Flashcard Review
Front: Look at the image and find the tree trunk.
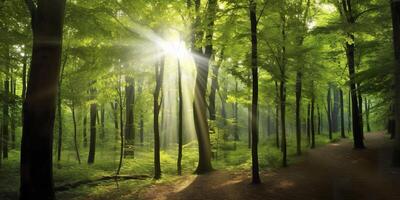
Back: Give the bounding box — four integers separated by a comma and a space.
116, 70, 124, 175
20, 0, 66, 199
83, 113, 87, 148
100, 105, 105, 140
71, 105, 80, 164
56, 54, 66, 162
340, 89, 346, 138
348, 89, 352, 134
191, 0, 216, 174
249, 0, 260, 184
177, 59, 183, 175
332, 87, 340, 132
357, 85, 364, 138
125, 77, 135, 150
275, 81, 280, 149
295, 72, 302, 155
88, 99, 97, 164
327, 86, 333, 140
11, 77, 16, 149
365, 97, 371, 132
392, 0, 400, 166
311, 82, 315, 149
234, 80, 239, 141
209, 51, 223, 121
111, 101, 119, 140
153, 57, 164, 179
3, 46, 9, 159
138, 81, 144, 145
307, 103, 311, 146
317, 105, 321, 135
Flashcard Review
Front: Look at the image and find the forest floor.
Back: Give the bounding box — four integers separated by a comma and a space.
137, 132, 400, 200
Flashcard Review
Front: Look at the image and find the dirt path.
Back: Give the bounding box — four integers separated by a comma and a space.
138, 132, 400, 200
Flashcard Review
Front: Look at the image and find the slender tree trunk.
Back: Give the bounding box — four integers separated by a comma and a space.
249, 0, 260, 184
111, 101, 119, 140
56, 54, 66, 162
83, 113, 87, 148
365, 98, 371, 132
295, 72, 302, 155
348, 89, 352, 134
116, 70, 124, 175
358, 85, 364, 138
234, 80, 239, 141
71, 105, 80, 164
88, 98, 97, 164
100, 105, 105, 140
3, 47, 9, 159
311, 82, 315, 149
11, 77, 16, 149
125, 77, 135, 154
307, 103, 311, 146
340, 89, 346, 138
138, 82, 144, 145
332, 87, 340, 132
317, 105, 321, 135
153, 57, 164, 179
209, 51, 223, 121
177, 59, 183, 175
275, 81, 280, 149
20, 0, 66, 198
327, 86, 333, 140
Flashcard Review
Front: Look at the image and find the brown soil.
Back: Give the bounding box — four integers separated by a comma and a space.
138, 132, 400, 200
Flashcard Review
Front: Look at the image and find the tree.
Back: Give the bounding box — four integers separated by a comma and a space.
20, 0, 66, 199
249, 0, 261, 184
153, 57, 164, 179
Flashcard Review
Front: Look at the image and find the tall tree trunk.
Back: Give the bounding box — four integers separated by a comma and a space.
88, 98, 97, 164
209, 51, 223, 121
275, 81, 280, 149
11, 77, 16, 149
234, 80, 239, 141
20, 0, 66, 198
348, 89, 352, 134
125, 77, 135, 148
3, 46, 9, 159
365, 98, 371, 132
317, 104, 321, 135
295, 72, 302, 155
56, 54, 66, 162
177, 59, 183, 175
138, 81, 144, 145
332, 87, 340, 132
111, 101, 119, 140
307, 103, 311, 146
249, 0, 260, 184
311, 82, 315, 149
327, 86, 333, 140
191, 0, 216, 174
83, 113, 87, 148
279, 6, 288, 167
357, 84, 364, 138
116, 70, 124, 175
340, 89, 346, 138
71, 105, 80, 164
392, 0, 400, 166
100, 105, 105, 140
153, 57, 164, 179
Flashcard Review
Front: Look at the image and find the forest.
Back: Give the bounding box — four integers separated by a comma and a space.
0, 0, 400, 199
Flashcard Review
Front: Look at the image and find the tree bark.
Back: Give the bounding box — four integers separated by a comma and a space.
365, 98, 371, 132
83, 113, 87, 148
311, 82, 315, 149
71, 105, 80, 164
191, 0, 216, 174
249, 0, 261, 184
20, 0, 66, 199
153, 57, 164, 179
125, 77, 135, 156
275, 81, 280, 149
3, 48, 9, 159
87, 98, 97, 164
177, 59, 183, 176
307, 103, 311, 146
295, 72, 302, 155
327, 86, 333, 140
391, 0, 400, 166
56, 54, 66, 162
340, 89, 346, 138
